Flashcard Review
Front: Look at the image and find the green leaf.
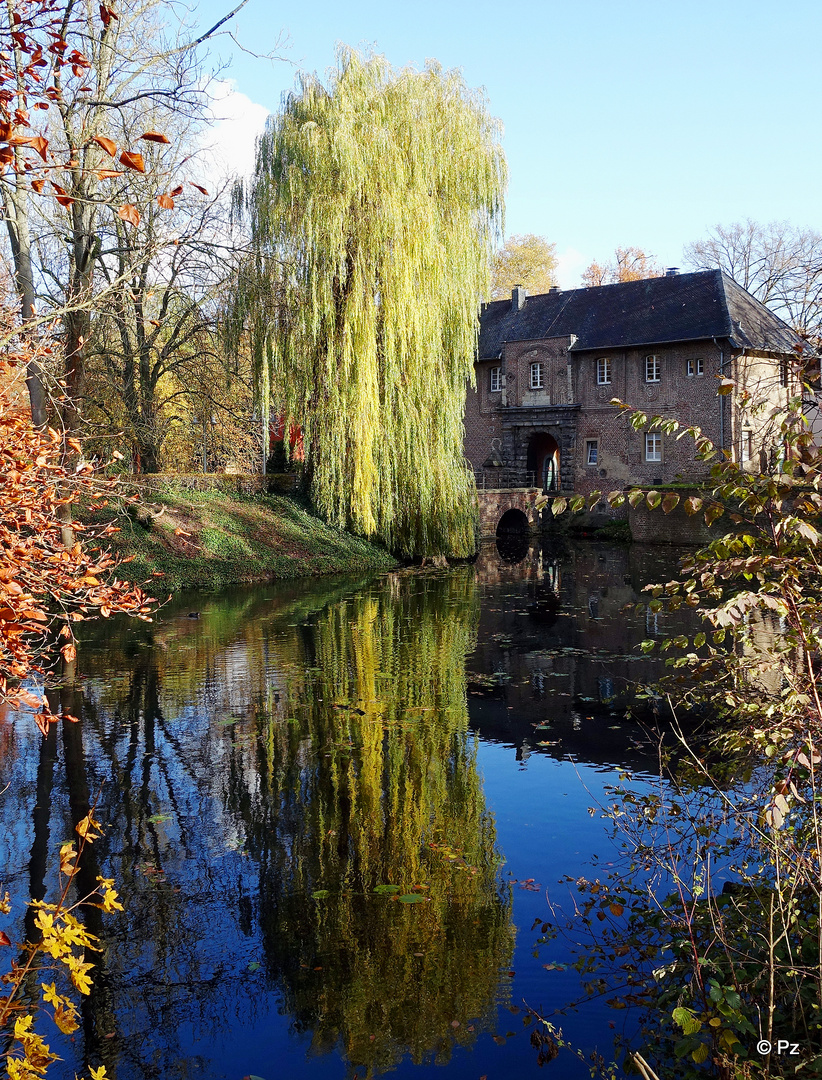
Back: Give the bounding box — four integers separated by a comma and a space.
312, 889, 331, 899
672, 1006, 702, 1035
247, 961, 261, 972
691, 1043, 709, 1064
646, 490, 662, 510
551, 496, 567, 516
373, 884, 401, 895
662, 492, 680, 514
399, 893, 426, 903
628, 489, 644, 508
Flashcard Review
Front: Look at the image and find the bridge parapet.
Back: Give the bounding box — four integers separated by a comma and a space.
476, 487, 557, 539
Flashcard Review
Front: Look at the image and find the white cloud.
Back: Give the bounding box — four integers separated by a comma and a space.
199, 79, 270, 188
555, 246, 588, 290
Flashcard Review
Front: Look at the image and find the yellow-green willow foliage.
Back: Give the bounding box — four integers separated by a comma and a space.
236, 570, 514, 1072
232, 48, 507, 556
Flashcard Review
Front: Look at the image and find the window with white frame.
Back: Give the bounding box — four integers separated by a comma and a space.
645, 354, 661, 382
530, 362, 544, 389
586, 439, 599, 466
596, 357, 611, 385
645, 431, 662, 462
741, 429, 753, 463
686, 357, 705, 376
490, 366, 502, 392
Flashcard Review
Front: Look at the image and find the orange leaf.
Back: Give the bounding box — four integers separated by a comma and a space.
169, 184, 183, 197
99, 4, 118, 27
0, 931, 10, 946
117, 203, 140, 228
96, 169, 123, 179
119, 149, 145, 173
61, 643, 77, 662
50, 181, 73, 207
31, 178, 45, 192
34, 711, 51, 738
189, 182, 209, 196
92, 135, 117, 157
140, 131, 170, 144
157, 193, 174, 209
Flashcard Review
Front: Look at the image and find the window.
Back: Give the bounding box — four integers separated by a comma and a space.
586, 439, 599, 466
780, 358, 789, 387
596, 357, 611, 385
530, 362, 544, 389
741, 430, 753, 463
645, 432, 662, 462
645, 354, 661, 383
490, 366, 502, 392
686, 358, 704, 376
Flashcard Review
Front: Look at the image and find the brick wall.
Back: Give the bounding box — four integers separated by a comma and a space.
465, 331, 789, 500
464, 360, 504, 470
572, 340, 726, 497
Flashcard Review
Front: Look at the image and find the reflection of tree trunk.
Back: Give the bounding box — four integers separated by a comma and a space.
24, 720, 58, 944
61, 691, 119, 1077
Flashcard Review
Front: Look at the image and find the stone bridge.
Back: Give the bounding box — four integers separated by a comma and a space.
476, 487, 548, 539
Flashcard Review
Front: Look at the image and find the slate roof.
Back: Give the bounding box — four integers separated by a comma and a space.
478, 270, 807, 359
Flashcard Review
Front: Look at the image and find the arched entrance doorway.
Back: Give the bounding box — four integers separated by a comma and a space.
527, 433, 560, 493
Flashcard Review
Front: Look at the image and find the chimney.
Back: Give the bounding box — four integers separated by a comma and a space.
511, 284, 527, 311
665, 267, 679, 277
549, 285, 561, 293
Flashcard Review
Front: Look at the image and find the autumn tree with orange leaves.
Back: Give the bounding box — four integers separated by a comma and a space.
0, 1, 146, 723
581, 245, 663, 287
0, 0, 259, 724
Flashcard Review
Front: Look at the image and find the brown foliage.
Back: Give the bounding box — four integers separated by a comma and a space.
581, 246, 663, 287
0, 347, 153, 727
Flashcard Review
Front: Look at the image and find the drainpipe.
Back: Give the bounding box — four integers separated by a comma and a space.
713, 337, 725, 455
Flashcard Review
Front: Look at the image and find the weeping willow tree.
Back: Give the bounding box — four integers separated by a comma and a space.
231, 48, 507, 556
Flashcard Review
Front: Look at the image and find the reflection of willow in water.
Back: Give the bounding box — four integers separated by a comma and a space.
236, 570, 514, 1073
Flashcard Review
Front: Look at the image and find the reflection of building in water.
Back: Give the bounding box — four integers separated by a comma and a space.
469, 539, 700, 766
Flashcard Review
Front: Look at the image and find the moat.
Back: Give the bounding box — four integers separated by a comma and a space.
2, 539, 710, 1079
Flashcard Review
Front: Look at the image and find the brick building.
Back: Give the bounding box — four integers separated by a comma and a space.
465, 269, 807, 499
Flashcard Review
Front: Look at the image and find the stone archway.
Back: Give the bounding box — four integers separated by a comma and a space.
527, 433, 560, 492
496, 507, 530, 536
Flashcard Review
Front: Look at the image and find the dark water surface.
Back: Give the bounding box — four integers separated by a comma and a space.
3, 540, 701, 1079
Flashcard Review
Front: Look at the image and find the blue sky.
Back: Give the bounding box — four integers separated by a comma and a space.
194, 0, 820, 286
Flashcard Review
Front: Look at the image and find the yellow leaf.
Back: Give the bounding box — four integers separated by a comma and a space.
54, 1002, 79, 1034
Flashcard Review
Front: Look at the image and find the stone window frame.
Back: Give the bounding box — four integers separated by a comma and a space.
530, 361, 544, 389
596, 357, 611, 385
740, 429, 753, 463
489, 366, 502, 393
585, 438, 599, 466
645, 354, 661, 383
686, 357, 704, 377
645, 431, 663, 462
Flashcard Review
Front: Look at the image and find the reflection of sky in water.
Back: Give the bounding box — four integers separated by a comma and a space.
0, 542, 708, 1079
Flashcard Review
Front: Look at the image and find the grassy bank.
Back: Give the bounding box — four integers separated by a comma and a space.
83, 486, 396, 591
